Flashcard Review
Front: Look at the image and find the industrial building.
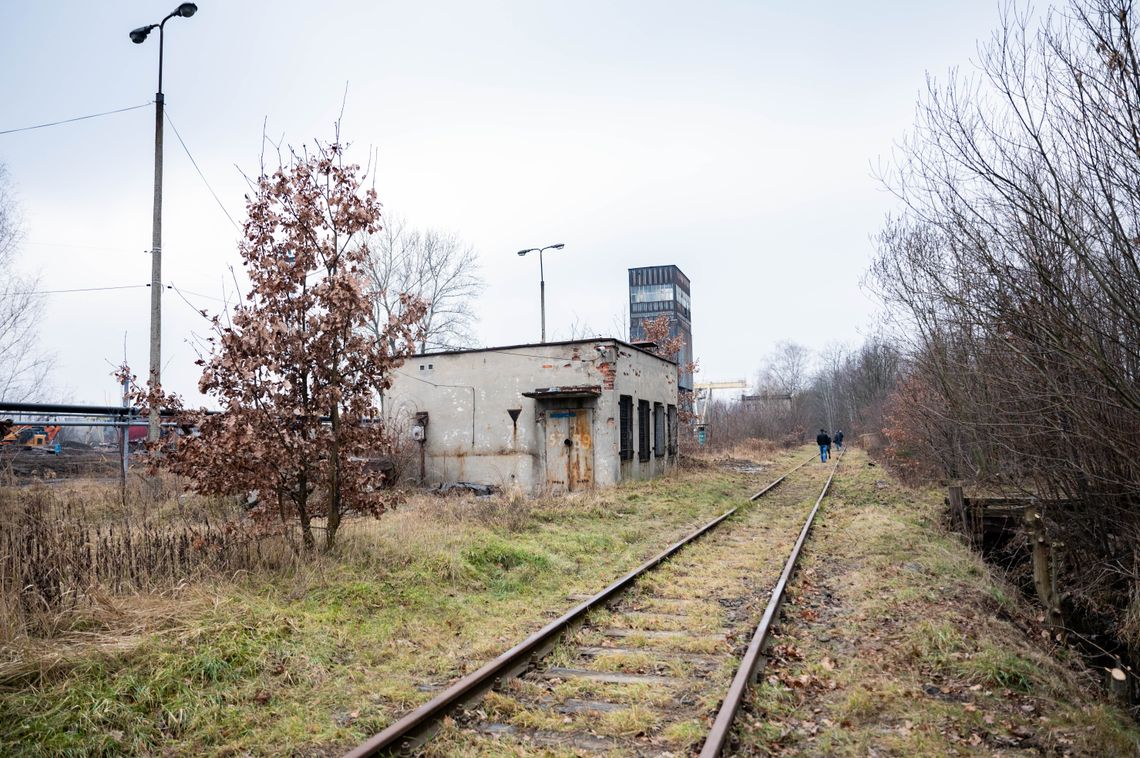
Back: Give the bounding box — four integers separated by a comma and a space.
384, 339, 679, 495
628, 265, 693, 390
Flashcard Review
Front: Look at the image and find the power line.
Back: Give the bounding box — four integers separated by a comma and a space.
7, 284, 151, 296
168, 281, 226, 303
164, 109, 241, 230
0, 102, 152, 136
24, 241, 138, 252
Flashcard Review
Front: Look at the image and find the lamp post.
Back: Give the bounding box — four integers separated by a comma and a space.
516, 243, 565, 343
130, 2, 198, 442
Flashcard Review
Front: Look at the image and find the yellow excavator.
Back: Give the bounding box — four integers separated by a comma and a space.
0, 422, 62, 451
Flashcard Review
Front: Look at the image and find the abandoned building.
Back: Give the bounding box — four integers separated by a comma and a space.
384, 339, 680, 495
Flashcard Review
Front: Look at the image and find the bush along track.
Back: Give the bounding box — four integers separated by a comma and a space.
730, 448, 1140, 756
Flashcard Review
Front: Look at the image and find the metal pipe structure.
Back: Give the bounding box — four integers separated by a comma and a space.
0, 401, 174, 417
129, 2, 198, 442
516, 243, 565, 343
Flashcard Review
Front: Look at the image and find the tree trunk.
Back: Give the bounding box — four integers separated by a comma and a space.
325, 404, 342, 552
297, 469, 315, 551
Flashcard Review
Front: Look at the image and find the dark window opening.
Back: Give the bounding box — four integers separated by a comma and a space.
667, 404, 678, 455
654, 403, 665, 457
638, 400, 651, 462
619, 395, 633, 461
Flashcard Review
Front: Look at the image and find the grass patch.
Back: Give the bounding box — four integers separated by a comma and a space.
0, 448, 797, 755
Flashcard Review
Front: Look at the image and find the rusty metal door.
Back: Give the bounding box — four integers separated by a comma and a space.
544, 409, 594, 494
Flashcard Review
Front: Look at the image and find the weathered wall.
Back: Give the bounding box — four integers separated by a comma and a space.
384, 339, 677, 494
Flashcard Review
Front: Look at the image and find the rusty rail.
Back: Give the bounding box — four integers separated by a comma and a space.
699, 450, 844, 758
749, 454, 815, 500
343, 456, 812, 757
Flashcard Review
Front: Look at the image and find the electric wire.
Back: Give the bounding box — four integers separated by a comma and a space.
0, 102, 152, 136
6, 284, 151, 296
164, 109, 241, 230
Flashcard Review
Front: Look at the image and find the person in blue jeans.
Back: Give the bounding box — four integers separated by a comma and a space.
816, 428, 831, 462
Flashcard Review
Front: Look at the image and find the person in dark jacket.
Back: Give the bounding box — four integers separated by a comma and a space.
834, 430, 844, 451
816, 429, 831, 462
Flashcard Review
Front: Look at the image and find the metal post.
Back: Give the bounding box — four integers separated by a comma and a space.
539, 248, 546, 343
121, 373, 130, 498
147, 27, 165, 443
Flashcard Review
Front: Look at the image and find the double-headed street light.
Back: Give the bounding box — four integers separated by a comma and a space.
517, 243, 565, 343
130, 2, 197, 442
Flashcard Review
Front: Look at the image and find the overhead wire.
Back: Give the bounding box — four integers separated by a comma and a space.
6, 284, 151, 296
0, 102, 153, 136
164, 109, 241, 230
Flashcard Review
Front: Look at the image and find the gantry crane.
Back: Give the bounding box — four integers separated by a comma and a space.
693, 380, 748, 444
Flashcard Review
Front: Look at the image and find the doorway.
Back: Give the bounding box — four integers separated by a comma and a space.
543, 408, 594, 494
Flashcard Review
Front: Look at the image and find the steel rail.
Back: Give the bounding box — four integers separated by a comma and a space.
749, 454, 815, 500
699, 450, 844, 757
343, 456, 813, 757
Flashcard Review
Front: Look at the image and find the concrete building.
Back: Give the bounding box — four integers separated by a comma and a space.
385, 339, 679, 495
628, 265, 693, 390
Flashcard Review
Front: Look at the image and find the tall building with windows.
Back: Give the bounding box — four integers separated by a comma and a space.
628, 265, 693, 390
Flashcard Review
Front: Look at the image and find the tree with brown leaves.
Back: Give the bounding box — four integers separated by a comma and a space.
144, 141, 425, 552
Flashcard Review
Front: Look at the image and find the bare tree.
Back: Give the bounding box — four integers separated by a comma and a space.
0, 164, 49, 402
759, 341, 811, 398
869, 0, 1140, 660
360, 215, 483, 353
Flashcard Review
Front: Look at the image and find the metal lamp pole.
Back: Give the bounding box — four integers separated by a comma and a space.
516, 243, 565, 343
130, 2, 198, 441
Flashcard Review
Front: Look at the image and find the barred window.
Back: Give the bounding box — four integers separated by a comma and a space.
654, 403, 665, 457
619, 395, 633, 460
667, 404, 678, 455
638, 400, 651, 461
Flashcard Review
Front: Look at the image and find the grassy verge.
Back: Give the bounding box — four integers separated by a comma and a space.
734, 448, 1140, 755
0, 447, 800, 756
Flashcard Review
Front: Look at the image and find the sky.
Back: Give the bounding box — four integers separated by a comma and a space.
0, 0, 1007, 406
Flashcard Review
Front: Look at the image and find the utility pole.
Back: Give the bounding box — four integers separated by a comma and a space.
148, 86, 164, 443
130, 3, 197, 441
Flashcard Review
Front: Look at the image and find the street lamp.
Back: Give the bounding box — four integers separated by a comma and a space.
517, 243, 565, 343
130, 3, 197, 442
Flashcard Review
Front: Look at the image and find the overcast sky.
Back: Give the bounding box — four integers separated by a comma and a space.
1, 0, 1005, 406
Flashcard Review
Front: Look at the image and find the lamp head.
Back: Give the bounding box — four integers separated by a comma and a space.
175, 3, 198, 17
548, 243, 565, 250
130, 25, 153, 43
517, 249, 531, 256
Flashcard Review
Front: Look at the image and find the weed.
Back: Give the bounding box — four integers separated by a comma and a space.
958, 643, 1039, 692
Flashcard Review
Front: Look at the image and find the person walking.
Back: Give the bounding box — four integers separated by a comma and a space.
816, 428, 831, 463
834, 430, 844, 451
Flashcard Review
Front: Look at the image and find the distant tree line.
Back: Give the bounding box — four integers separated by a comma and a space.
703, 337, 902, 449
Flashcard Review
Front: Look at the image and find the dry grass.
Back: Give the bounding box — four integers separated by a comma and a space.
0, 480, 295, 648
0, 451, 790, 756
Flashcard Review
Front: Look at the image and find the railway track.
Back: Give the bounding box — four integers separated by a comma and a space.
346, 451, 842, 757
